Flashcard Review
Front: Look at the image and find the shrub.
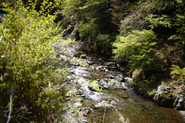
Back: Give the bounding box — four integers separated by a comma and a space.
78, 19, 97, 39
95, 34, 113, 52
113, 29, 158, 71
0, 0, 70, 122
60, 0, 118, 53
170, 65, 185, 80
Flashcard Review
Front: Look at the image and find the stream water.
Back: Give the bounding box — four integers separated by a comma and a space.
60, 42, 185, 123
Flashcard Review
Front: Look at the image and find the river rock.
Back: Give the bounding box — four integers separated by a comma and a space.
104, 69, 109, 72
104, 62, 116, 66
83, 74, 89, 78
66, 88, 78, 97
179, 111, 185, 120
173, 96, 179, 108
116, 74, 125, 82
132, 69, 143, 84
104, 62, 119, 70
124, 77, 132, 84
81, 95, 86, 99
74, 51, 82, 57
117, 91, 129, 99
88, 85, 101, 92
112, 81, 124, 89
83, 108, 91, 115
176, 97, 184, 110
93, 102, 111, 109
153, 83, 174, 107
98, 79, 109, 89
74, 102, 82, 108
59, 54, 67, 60
109, 75, 115, 79
74, 62, 80, 66
82, 120, 87, 123
77, 89, 83, 95
98, 58, 103, 62
96, 66, 108, 72
111, 100, 116, 105
87, 60, 94, 65
62, 113, 78, 123
87, 56, 93, 61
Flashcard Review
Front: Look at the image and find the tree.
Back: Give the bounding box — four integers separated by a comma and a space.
0, 0, 70, 122
59, 0, 118, 53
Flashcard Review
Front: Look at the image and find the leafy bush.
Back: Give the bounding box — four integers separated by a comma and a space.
119, 0, 176, 37
170, 65, 185, 79
146, 14, 172, 29
174, 0, 185, 45
145, 0, 185, 45
0, 0, 70, 122
113, 29, 158, 71
78, 20, 97, 39
95, 34, 113, 51
60, 0, 118, 53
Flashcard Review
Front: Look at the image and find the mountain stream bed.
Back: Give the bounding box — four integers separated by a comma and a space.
57, 42, 185, 123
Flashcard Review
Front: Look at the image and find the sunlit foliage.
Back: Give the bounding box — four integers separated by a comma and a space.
113, 30, 158, 71
0, 0, 71, 122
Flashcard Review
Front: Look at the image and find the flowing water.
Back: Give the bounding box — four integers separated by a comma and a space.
62, 43, 185, 123
87, 89, 185, 123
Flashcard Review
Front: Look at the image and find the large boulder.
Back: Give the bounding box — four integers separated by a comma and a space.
132, 69, 143, 84
153, 85, 174, 107
153, 82, 185, 109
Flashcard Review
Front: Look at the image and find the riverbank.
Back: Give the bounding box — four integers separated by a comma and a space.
132, 68, 185, 111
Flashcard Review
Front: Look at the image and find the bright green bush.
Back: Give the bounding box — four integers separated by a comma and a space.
113, 29, 158, 71
95, 34, 113, 51
146, 14, 172, 29
0, 0, 70, 122
170, 65, 185, 79
78, 20, 97, 38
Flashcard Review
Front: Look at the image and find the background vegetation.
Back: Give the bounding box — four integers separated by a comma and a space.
57, 0, 185, 79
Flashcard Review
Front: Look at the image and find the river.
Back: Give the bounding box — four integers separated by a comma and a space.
59, 41, 185, 123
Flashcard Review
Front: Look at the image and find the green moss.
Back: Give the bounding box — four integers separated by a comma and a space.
148, 89, 156, 96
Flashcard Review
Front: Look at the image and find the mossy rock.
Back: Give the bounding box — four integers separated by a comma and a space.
117, 91, 129, 99
80, 54, 87, 59
74, 51, 82, 57
154, 91, 175, 108
104, 62, 116, 66
132, 69, 143, 84
148, 89, 157, 97
93, 103, 111, 109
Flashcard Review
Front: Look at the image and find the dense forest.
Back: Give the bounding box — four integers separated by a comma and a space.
0, 0, 185, 122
